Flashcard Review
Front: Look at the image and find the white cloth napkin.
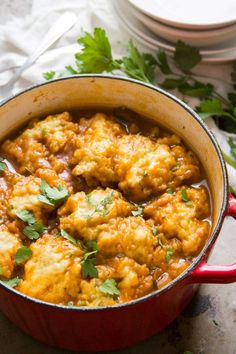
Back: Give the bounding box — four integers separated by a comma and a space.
0, 0, 235, 190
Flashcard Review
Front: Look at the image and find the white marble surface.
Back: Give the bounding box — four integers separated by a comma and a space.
0, 1, 235, 354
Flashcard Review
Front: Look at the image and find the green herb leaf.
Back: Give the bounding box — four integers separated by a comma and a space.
1, 276, 21, 288
181, 188, 189, 202
43, 71, 56, 80
122, 40, 155, 83
81, 259, 98, 278
160, 77, 185, 90
75, 28, 119, 73
165, 248, 174, 263
158, 237, 164, 248
156, 50, 172, 74
228, 138, 236, 159
38, 180, 69, 206
81, 248, 99, 278
60, 230, 77, 245
152, 225, 158, 236
23, 223, 46, 240
14, 246, 32, 264
174, 40, 201, 73
166, 188, 175, 195
84, 192, 114, 219
0, 263, 3, 275
131, 206, 143, 217
99, 279, 120, 296
86, 240, 99, 252
197, 98, 223, 119
178, 81, 213, 98
15, 210, 36, 225
222, 151, 236, 169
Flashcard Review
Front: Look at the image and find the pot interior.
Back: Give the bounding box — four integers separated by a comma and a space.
0, 76, 227, 243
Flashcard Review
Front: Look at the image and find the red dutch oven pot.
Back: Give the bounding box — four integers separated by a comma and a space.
0, 75, 235, 352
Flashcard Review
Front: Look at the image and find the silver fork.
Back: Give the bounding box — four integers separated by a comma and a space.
0, 11, 77, 100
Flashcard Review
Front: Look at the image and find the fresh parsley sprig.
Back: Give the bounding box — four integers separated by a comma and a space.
16, 209, 46, 240
38, 180, 70, 206
14, 246, 32, 264
99, 278, 120, 296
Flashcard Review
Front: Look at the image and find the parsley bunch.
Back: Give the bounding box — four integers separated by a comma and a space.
43, 28, 236, 193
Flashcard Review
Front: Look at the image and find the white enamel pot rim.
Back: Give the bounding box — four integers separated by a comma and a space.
0, 74, 229, 311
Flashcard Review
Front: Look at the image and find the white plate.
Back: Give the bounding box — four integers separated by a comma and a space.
112, 1, 236, 63
128, 0, 236, 30
132, 5, 236, 48
113, 0, 236, 58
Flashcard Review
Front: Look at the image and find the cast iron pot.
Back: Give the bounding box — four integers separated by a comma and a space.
0, 75, 235, 352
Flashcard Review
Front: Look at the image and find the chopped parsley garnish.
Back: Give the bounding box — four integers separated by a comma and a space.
60, 230, 77, 245
86, 240, 99, 252
165, 248, 174, 263
15, 210, 36, 224
143, 171, 148, 177
14, 246, 32, 264
152, 225, 158, 236
158, 237, 164, 248
131, 206, 143, 217
166, 188, 175, 195
1, 276, 21, 288
0, 158, 7, 172
81, 250, 98, 278
181, 188, 189, 202
99, 279, 120, 296
16, 209, 46, 240
38, 180, 70, 206
84, 192, 114, 219
23, 223, 46, 240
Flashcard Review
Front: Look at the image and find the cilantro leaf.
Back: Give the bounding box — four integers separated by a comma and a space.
60, 230, 77, 245
155, 50, 172, 74
197, 99, 223, 119
165, 248, 174, 263
174, 40, 201, 73
15, 210, 36, 225
86, 240, 99, 252
43, 71, 56, 80
81, 259, 98, 278
178, 81, 213, 98
75, 28, 119, 73
81, 249, 99, 278
131, 206, 143, 217
181, 188, 189, 202
84, 192, 114, 219
158, 237, 164, 248
122, 40, 155, 83
152, 225, 157, 236
23, 223, 46, 240
14, 246, 32, 264
38, 180, 69, 206
1, 276, 21, 288
161, 78, 213, 98
166, 188, 175, 195
0, 157, 7, 172
228, 138, 236, 159
99, 279, 120, 296
222, 152, 236, 169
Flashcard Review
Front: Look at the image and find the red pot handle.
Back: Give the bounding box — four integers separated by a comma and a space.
190, 193, 236, 284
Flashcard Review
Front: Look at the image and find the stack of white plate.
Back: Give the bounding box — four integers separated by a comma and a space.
112, 0, 236, 63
